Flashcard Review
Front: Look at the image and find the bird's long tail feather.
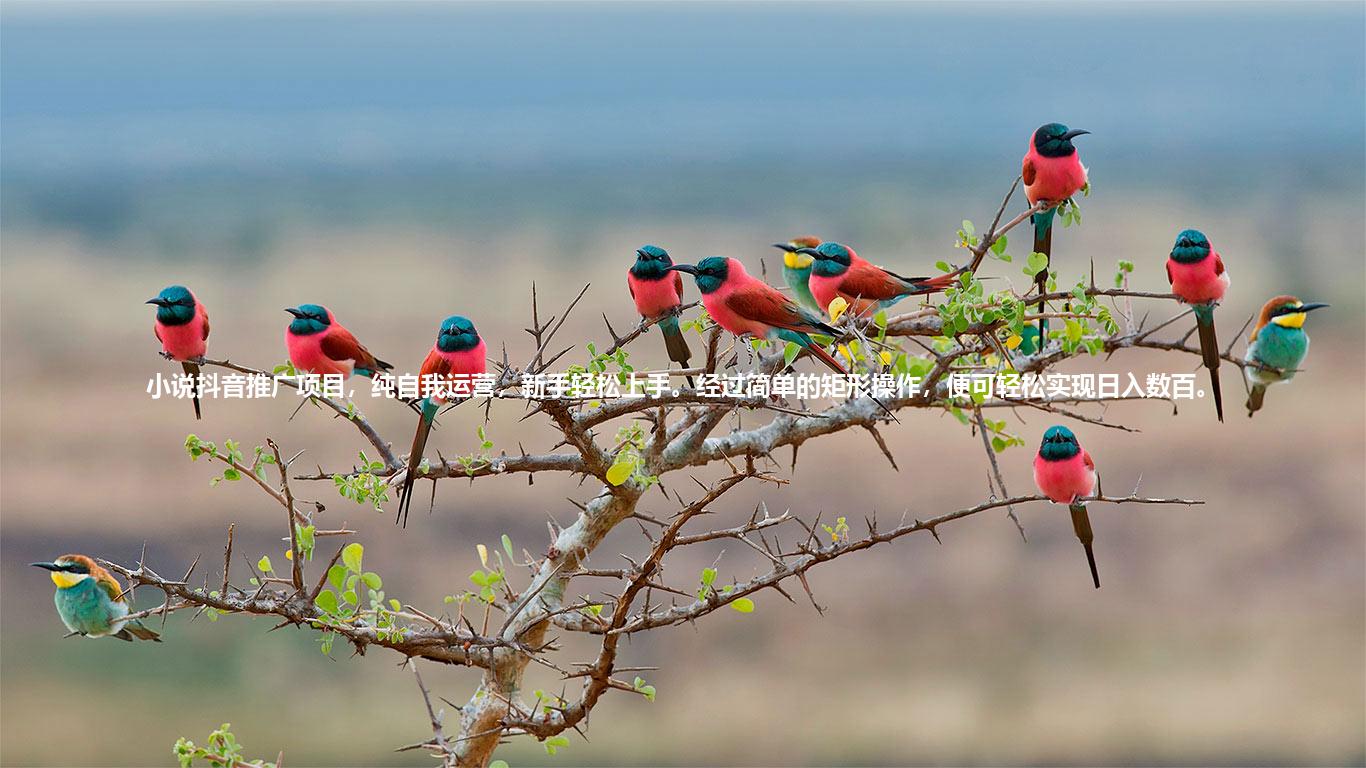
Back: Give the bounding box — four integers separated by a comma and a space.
396, 399, 439, 528
118, 621, 162, 642
802, 338, 847, 375
1246, 383, 1267, 417
1069, 502, 1100, 589
659, 315, 695, 388
1033, 206, 1056, 339
182, 361, 202, 420
1193, 305, 1223, 422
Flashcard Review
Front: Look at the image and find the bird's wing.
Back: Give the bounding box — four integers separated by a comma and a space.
202, 308, 211, 340
154, 324, 162, 343
95, 571, 126, 604
1165, 261, 1174, 285
419, 347, 453, 380
1083, 450, 1095, 471
1022, 155, 1037, 186
839, 260, 915, 301
725, 283, 832, 335
673, 270, 685, 300
1213, 253, 1226, 276
627, 274, 636, 301
321, 326, 381, 369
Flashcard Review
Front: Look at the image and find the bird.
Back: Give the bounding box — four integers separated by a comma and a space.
1243, 296, 1327, 417
285, 304, 393, 379
797, 241, 960, 318
669, 256, 846, 373
32, 555, 161, 641
1165, 229, 1231, 421
395, 315, 487, 528
628, 246, 694, 386
148, 285, 209, 419
771, 236, 823, 313
1032, 425, 1101, 589
1022, 122, 1090, 335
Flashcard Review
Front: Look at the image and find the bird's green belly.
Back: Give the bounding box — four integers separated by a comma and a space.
54, 583, 123, 636
1247, 326, 1308, 384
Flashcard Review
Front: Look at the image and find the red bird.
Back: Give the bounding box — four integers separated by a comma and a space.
148, 285, 209, 420
284, 304, 392, 379
1165, 229, 1230, 421
1033, 425, 1101, 589
798, 241, 959, 318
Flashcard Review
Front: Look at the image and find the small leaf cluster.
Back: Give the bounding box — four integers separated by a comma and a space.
174, 724, 274, 768
313, 543, 403, 653
821, 516, 850, 544
184, 435, 276, 486
696, 567, 755, 614
606, 424, 657, 488
332, 451, 389, 510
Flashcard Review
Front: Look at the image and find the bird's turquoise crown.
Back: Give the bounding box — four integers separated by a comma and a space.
1039, 425, 1081, 461
438, 315, 481, 352
287, 304, 331, 335
1169, 229, 1211, 264
676, 256, 730, 295
148, 285, 196, 326
1033, 123, 1088, 158
806, 242, 853, 277
631, 245, 674, 280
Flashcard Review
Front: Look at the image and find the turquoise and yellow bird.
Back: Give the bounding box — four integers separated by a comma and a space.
32, 555, 161, 641
1243, 295, 1327, 417
771, 236, 823, 313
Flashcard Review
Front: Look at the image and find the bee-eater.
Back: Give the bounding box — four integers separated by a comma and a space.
1032, 425, 1101, 589
148, 285, 209, 420
1165, 229, 1230, 421
32, 555, 161, 641
628, 245, 693, 386
1243, 296, 1327, 417
797, 241, 959, 318
1023, 123, 1089, 333
395, 315, 487, 528
669, 257, 846, 373
771, 236, 823, 313
285, 304, 393, 378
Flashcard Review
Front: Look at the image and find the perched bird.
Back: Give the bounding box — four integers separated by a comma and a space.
1165, 229, 1231, 421
1032, 426, 1101, 589
395, 316, 487, 528
1022, 123, 1090, 334
148, 285, 210, 420
771, 236, 823, 313
669, 257, 846, 373
797, 241, 959, 318
32, 555, 161, 641
285, 304, 392, 379
1243, 296, 1327, 417
628, 246, 694, 386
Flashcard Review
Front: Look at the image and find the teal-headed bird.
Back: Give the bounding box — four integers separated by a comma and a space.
628, 246, 694, 386
771, 236, 823, 313
1243, 295, 1327, 417
1166, 229, 1231, 421
1023, 123, 1090, 336
32, 555, 161, 641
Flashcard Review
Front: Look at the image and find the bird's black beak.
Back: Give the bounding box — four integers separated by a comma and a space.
635, 249, 648, 259
147, 298, 169, 307
1062, 129, 1091, 141
772, 243, 796, 252
668, 264, 698, 275
31, 562, 60, 571
1300, 302, 1330, 313
796, 247, 822, 256
285, 307, 305, 318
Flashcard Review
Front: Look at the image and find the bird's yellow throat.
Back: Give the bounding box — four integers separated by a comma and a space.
50, 572, 86, 589
783, 251, 813, 270
1272, 312, 1307, 329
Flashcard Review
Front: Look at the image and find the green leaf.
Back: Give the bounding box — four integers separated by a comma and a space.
961, 219, 975, 236
501, 534, 515, 563
361, 572, 382, 590
782, 341, 801, 369
731, 597, 755, 613
256, 555, 272, 573
470, 570, 489, 587
327, 564, 346, 590
1026, 251, 1049, 275
341, 543, 363, 574
221, 468, 241, 482
314, 589, 338, 615
606, 459, 634, 486
639, 684, 656, 702
490, 762, 510, 768
991, 234, 1008, 255
700, 567, 717, 586
342, 589, 358, 605
935, 260, 951, 273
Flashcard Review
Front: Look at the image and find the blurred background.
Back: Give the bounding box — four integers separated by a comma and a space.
2, 2, 1363, 765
